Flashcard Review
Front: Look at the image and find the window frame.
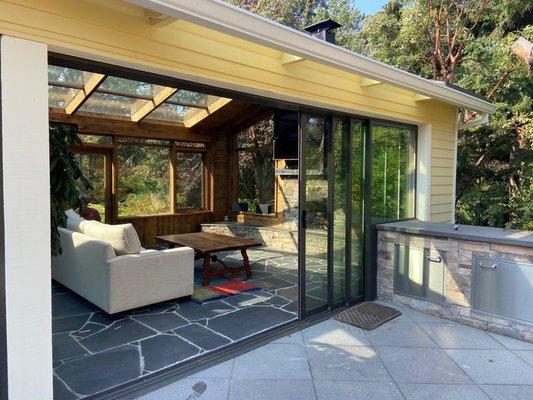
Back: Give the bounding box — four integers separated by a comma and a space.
113, 136, 210, 219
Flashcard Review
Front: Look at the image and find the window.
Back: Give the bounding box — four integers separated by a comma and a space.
371, 124, 416, 222
175, 151, 204, 209
237, 116, 275, 214
118, 139, 171, 217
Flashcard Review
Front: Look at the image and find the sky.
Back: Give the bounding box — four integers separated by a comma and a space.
356, 0, 389, 15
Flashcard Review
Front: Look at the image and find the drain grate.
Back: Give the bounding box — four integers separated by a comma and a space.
334, 302, 401, 330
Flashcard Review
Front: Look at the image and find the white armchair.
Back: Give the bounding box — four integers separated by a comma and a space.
52, 227, 194, 314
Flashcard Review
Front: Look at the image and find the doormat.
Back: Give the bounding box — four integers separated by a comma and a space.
334, 302, 401, 331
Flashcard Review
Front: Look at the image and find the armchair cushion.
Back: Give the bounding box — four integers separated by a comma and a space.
65, 209, 85, 232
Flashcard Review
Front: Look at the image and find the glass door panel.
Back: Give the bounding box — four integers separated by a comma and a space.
351, 120, 365, 298
302, 115, 329, 313
371, 124, 416, 222
332, 118, 349, 304
73, 151, 112, 223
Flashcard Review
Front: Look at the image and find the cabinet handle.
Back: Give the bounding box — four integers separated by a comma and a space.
479, 262, 497, 270
426, 255, 442, 263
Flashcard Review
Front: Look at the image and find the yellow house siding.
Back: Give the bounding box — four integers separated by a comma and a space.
0, 0, 460, 221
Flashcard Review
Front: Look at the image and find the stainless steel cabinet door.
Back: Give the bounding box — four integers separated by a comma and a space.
473, 257, 533, 324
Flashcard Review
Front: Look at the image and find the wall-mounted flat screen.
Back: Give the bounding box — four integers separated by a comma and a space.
273, 110, 299, 160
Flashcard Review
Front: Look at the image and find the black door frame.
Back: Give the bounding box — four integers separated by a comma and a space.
298, 113, 368, 318
298, 115, 417, 317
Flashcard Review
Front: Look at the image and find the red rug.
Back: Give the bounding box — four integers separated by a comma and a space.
210, 279, 258, 296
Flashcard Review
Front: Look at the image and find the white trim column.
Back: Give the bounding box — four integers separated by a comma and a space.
416, 124, 431, 221
0, 35, 52, 400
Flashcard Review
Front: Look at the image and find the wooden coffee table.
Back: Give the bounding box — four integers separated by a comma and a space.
155, 232, 262, 286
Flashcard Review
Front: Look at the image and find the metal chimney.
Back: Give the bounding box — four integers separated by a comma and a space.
304, 19, 342, 44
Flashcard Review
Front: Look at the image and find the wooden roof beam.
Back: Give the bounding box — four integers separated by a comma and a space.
281, 53, 303, 65
65, 73, 106, 115
415, 94, 432, 101
145, 9, 179, 28
360, 77, 382, 87
131, 86, 177, 122
183, 97, 233, 128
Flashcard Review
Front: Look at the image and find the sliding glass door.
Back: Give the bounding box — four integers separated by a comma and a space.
301, 114, 329, 313
300, 116, 367, 316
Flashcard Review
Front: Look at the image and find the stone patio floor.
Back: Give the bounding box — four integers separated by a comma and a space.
139, 301, 533, 400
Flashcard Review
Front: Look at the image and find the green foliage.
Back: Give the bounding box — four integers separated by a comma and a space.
118, 143, 170, 216
49, 123, 90, 256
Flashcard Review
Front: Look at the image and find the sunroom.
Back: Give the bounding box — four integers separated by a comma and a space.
4, 1, 530, 400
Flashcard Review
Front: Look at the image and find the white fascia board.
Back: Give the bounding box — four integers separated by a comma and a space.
126, 0, 496, 114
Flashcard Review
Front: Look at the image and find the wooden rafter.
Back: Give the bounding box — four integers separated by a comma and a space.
184, 97, 233, 128
65, 73, 106, 115
281, 53, 303, 65
145, 9, 178, 28
131, 86, 177, 123
360, 77, 382, 87
414, 94, 431, 101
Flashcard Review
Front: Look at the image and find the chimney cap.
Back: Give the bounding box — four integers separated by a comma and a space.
304, 19, 342, 34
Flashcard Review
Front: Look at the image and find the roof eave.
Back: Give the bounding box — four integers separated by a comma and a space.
126, 0, 496, 114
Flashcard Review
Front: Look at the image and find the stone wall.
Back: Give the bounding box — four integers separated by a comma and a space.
377, 230, 533, 342
202, 222, 298, 253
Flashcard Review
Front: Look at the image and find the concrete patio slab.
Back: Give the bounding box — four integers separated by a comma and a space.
376, 347, 472, 384
139, 378, 230, 400
306, 344, 391, 382
314, 380, 403, 400
398, 384, 490, 400
228, 379, 316, 400
232, 342, 311, 380
365, 321, 438, 348
446, 349, 533, 385
419, 322, 505, 349
302, 319, 369, 346
479, 385, 533, 400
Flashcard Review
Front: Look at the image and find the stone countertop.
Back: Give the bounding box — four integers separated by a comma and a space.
377, 220, 533, 248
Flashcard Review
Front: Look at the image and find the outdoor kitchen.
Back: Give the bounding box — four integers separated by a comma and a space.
377, 220, 533, 342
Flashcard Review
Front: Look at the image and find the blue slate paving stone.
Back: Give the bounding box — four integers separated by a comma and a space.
53, 376, 78, 400
71, 322, 106, 339
175, 300, 235, 321
140, 335, 199, 372
173, 323, 231, 351
132, 313, 189, 332
52, 314, 90, 334
79, 318, 156, 353
52, 333, 88, 361
55, 345, 141, 396
207, 306, 296, 341
52, 292, 99, 318
248, 276, 295, 290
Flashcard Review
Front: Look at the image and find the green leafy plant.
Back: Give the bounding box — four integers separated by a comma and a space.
50, 122, 91, 256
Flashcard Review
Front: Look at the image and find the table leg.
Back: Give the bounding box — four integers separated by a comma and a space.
241, 248, 253, 279
202, 253, 211, 286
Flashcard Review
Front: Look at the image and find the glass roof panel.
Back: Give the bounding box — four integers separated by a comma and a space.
169, 90, 209, 107
98, 76, 167, 98
145, 103, 195, 123
48, 65, 93, 87
79, 92, 149, 117
48, 85, 79, 109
